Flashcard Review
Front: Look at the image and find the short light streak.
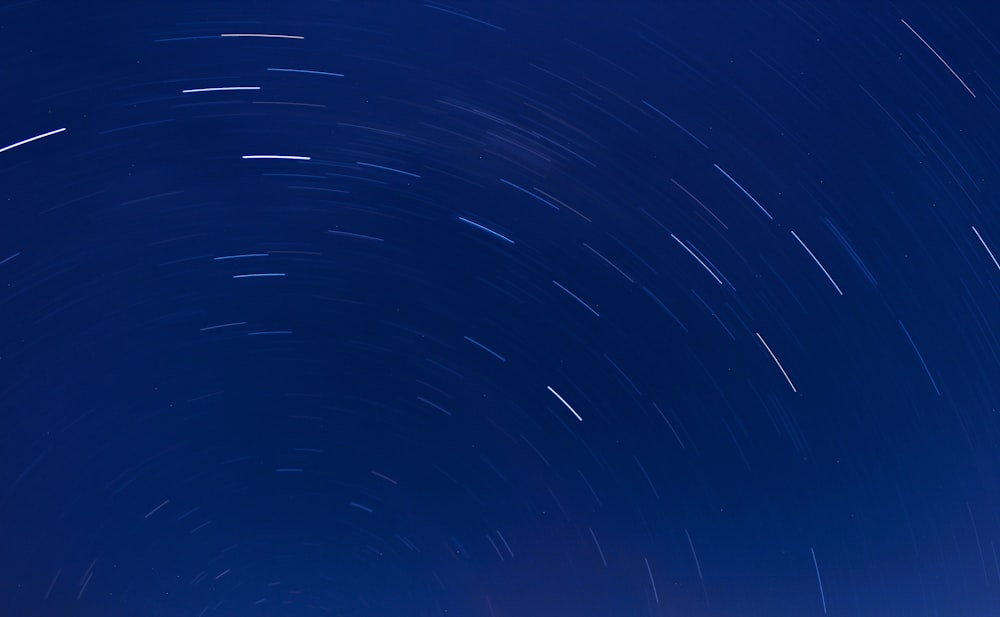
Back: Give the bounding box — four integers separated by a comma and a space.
214, 253, 268, 261
423, 3, 505, 31
583, 243, 633, 283
220, 33, 304, 39
458, 216, 514, 244
349, 501, 373, 513
546, 386, 583, 421
671, 178, 728, 229
898, 320, 941, 396
267, 67, 344, 77
417, 396, 452, 417
327, 230, 384, 242
685, 528, 707, 600
44, 569, 60, 601
972, 226, 1000, 272
356, 161, 421, 178
900, 19, 976, 98
552, 280, 600, 317
0, 252, 21, 267
791, 230, 844, 295
644, 557, 660, 604
671, 234, 723, 285
589, 528, 607, 567
200, 322, 246, 332
181, 86, 260, 93
756, 332, 797, 393
463, 336, 506, 362
811, 548, 828, 614
371, 470, 398, 484
242, 154, 311, 160
499, 178, 560, 210
154, 35, 220, 43
713, 163, 774, 220
641, 100, 709, 149
496, 530, 514, 558
0, 127, 66, 155
144, 500, 170, 519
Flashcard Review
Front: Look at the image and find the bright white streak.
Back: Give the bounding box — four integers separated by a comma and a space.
182, 86, 260, 93
0, 127, 66, 155
242, 155, 311, 160
972, 226, 1000, 272
546, 386, 583, 421
671, 234, 723, 285
791, 230, 844, 295
901, 19, 976, 98
713, 163, 774, 220
756, 332, 798, 393
221, 33, 304, 39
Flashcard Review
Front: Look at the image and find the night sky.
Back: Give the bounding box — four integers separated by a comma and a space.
3, 1, 1000, 616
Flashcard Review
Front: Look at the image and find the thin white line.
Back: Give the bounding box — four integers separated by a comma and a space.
583, 243, 633, 283
44, 568, 61, 600
371, 470, 397, 484
756, 332, 798, 393
546, 386, 583, 421
684, 528, 704, 582
0, 127, 66, 155
496, 530, 514, 558
242, 155, 311, 160
810, 547, 828, 614
0, 252, 21, 267
972, 226, 1000, 272
791, 230, 844, 295
200, 322, 246, 331
458, 217, 514, 244
589, 528, 607, 567
77, 571, 93, 599
267, 67, 344, 77
144, 499, 170, 519
644, 557, 659, 604
901, 19, 976, 98
182, 86, 260, 93
671, 234, 723, 285
552, 280, 600, 317
713, 163, 774, 220
221, 33, 304, 39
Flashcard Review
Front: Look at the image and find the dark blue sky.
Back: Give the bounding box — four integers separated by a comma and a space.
2, 1, 1000, 616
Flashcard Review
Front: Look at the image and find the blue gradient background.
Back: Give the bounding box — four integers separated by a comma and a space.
2, 1, 1000, 615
